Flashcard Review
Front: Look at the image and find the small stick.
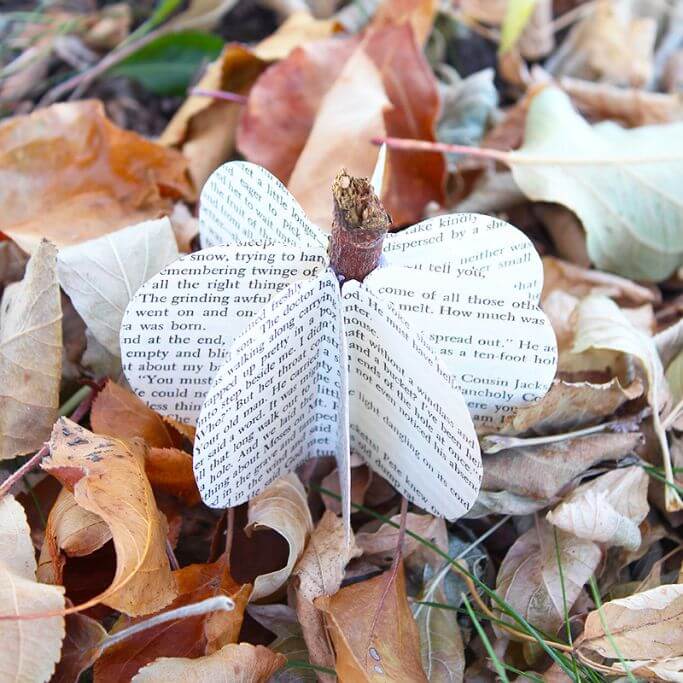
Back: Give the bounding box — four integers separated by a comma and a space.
190, 88, 248, 104
166, 538, 180, 571
328, 169, 391, 283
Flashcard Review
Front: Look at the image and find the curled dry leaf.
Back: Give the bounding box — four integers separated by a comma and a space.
246, 473, 313, 601
42, 418, 177, 615
131, 642, 286, 682
95, 557, 251, 681
290, 511, 361, 679
495, 518, 601, 638
37, 487, 111, 585
0, 239, 62, 460
498, 378, 644, 436
146, 448, 201, 506
316, 562, 427, 682
578, 583, 683, 660
546, 466, 650, 551
0, 101, 194, 253
482, 431, 643, 500
58, 218, 179, 358
511, 87, 683, 282
0, 495, 65, 683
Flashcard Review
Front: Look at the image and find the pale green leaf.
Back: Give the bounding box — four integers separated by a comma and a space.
499, 0, 538, 54
510, 87, 683, 282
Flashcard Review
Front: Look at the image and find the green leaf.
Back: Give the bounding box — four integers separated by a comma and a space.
510, 87, 683, 282
109, 31, 223, 95
499, 0, 538, 54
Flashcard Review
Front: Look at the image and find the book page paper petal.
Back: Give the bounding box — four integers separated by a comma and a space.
199, 161, 328, 251
382, 213, 543, 301
194, 271, 350, 529
364, 267, 557, 431
343, 281, 482, 519
120, 245, 326, 424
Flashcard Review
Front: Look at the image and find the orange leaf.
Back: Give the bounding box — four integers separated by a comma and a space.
95, 558, 251, 682
0, 101, 195, 253
42, 418, 177, 616
147, 448, 200, 506
315, 563, 427, 682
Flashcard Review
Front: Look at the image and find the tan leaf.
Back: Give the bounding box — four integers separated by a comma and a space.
482, 432, 643, 500
37, 487, 111, 584
57, 217, 179, 357
495, 519, 601, 638
0, 239, 62, 460
372, 0, 438, 46
146, 448, 201, 506
91, 379, 183, 448
315, 562, 427, 682
356, 513, 448, 565
0, 101, 194, 253
246, 473, 313, 601
290, 511, 361, 678
0, 494, 65, 683
613, 656, 683, 681
42, 418, 177, 615
542, 256, 658, 307
547, 467, 649, 551
578, 584, 683, 660
499, 378, 643, 435
131, 642, 286, 682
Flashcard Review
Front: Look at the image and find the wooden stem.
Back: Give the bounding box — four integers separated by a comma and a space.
328, 169, 391, 283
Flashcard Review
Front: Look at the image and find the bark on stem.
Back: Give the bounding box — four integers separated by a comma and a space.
328, 169, 391, 282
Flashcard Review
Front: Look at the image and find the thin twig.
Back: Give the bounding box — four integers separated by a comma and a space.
190, 87, 248, 104
0, 445, 48, 500
166, 538, 180, 571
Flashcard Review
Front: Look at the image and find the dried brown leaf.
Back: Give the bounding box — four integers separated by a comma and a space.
495, 519, 601, 638
131, 642, 285, 682
42, 418, 177, 615
290, 511, 361, 679
315, 563, 427, 682
0, 239, 62, 460
52, 611, 107, 683
246, 474, 313, 601
0, 101, 194, 253
0, 495, 65, 683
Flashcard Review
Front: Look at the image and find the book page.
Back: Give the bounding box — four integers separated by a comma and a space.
120, 245, 327, 424
363, 267, 557, 430
343, 281, 482, 519
194, 272, 350, 526
199, 161, 329, 251
382, 213, 542, 301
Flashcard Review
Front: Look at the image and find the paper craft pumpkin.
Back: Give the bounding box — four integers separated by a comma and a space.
121, 161, 557, 520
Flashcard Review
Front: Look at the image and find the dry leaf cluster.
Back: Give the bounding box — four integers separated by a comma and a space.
1, 0, 683, 681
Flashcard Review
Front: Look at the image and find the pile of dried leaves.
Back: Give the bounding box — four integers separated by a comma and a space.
1, 0, 683, 681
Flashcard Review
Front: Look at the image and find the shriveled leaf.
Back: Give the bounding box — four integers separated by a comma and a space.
547, 466, 649, 551
0, 239, 62, 460
569, 295, 680, 509
315, 562, 427, 682
579, 583, 683, 660
495, 519, 601, 638
42, 418, 177, 615
356, 513, 448, 565
414, 584, 465, 683
246, 474, 313, 601
52, 612, 107, 683
613, 656, 683, 681
37, 487, 111, 584
91, 379, 184, 448
57, 218, 179, 358
131, 642, 286, 682
290, 511, 361, 678
95, 557, 251, 681
498, 378, 643, 435
482, 432, 642, 500
511, 87, 683, 282
0, 101, 194, 253
0, 495, 65, 683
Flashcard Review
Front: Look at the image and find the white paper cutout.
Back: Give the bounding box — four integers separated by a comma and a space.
382, 213, 543, 301
120, 245, 327, 424
199, 161, 328, 251
194, 271, 351, 527
343, 282, 481, 518
363, 267, 557, 429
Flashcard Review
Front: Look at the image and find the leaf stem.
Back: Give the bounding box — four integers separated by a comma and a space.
189, 87, 248, 104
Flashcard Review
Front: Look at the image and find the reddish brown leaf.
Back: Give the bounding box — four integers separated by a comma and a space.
52, 611, 107, 683
147, 448, 200, 506
95, 558, 251, 682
